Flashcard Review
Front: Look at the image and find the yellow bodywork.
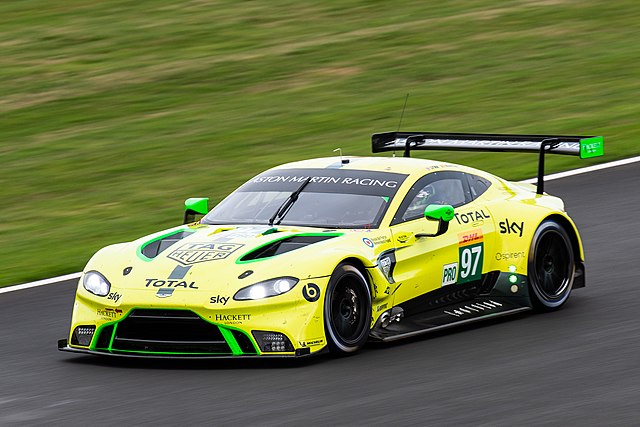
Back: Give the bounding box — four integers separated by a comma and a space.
66, 156, 584, 357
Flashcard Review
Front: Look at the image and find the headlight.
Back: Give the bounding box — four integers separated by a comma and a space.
234, 277, 298, 301
83, 271, 111, 297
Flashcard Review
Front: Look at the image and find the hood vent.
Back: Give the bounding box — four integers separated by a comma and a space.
239, 235, 338, 262
140, 230, 193, 259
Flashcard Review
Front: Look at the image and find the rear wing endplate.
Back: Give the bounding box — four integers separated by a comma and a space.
371, 131, 604, 194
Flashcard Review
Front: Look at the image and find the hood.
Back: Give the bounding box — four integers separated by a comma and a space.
88, 224, 345, 293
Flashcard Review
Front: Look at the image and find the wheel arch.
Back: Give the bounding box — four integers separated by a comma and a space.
336, 257, 370, 288
540, 213, 584, 262
537, 213, 586, 289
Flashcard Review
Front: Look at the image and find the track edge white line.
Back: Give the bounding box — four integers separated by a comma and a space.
0, 272, 81, 295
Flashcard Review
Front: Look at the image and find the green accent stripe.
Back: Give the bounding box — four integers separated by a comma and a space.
218, 327, 242, 355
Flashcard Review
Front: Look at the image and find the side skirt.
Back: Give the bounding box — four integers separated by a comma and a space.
370, 298, 531, 342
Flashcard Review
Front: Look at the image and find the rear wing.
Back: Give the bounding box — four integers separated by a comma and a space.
371, 131, 604, 194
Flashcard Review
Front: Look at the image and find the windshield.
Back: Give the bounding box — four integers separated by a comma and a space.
202, 168, 407, 229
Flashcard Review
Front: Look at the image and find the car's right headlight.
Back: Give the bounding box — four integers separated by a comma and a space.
233, 277, 298, 301
83, 271, 111, 297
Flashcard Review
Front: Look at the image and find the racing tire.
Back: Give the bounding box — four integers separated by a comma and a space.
324, 263, 372, 355
528, 220, 575, 311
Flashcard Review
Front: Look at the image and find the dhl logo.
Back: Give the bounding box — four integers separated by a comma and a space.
458, 229, 483, 245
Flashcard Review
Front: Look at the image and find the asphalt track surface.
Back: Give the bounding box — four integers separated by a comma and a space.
2, 163, 640, 426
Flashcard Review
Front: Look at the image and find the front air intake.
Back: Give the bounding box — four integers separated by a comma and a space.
239, 235, 338, 262
111, 309, 232, 354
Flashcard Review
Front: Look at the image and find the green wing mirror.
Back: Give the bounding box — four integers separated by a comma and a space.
183, 197, 209, 224
416, 204, 455, 238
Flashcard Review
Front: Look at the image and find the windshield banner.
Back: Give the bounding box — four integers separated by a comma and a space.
239, 168, 408, 197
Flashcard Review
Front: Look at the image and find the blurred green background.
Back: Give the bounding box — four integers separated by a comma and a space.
1, 0, 638, 287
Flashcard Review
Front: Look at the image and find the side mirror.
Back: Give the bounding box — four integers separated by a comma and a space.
183, 197, 209, 224
416, 204, 455, 238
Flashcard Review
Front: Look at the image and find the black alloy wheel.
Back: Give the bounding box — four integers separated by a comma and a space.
324, 264, 372, 355
528, 220, 575, 311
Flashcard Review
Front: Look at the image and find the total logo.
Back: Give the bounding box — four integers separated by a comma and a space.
144, 278, 198, 289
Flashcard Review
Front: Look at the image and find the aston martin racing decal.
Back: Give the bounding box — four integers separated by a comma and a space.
167, 242, 244, 265
457, 229, 484, 284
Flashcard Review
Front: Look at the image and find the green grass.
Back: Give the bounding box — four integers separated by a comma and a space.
2, 0, 638, 286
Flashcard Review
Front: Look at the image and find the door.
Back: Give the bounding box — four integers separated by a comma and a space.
389, 171, 495, 315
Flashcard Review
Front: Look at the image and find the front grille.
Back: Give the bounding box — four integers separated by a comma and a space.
111, 309, 232, 354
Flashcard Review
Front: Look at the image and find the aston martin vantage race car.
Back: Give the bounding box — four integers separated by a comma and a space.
59, 131, 603, 358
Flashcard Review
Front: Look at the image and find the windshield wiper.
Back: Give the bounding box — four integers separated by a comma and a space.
268, 177, 312, 226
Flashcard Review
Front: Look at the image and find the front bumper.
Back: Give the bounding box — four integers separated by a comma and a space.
57, 339, 318, 359
61, 304, 328, 358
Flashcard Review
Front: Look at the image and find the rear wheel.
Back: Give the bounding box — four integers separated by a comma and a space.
528, 220, 575, 311
324, 264, 371, 355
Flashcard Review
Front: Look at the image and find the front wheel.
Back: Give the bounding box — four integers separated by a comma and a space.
528, 220, 575, 311
324, 264, 372, 355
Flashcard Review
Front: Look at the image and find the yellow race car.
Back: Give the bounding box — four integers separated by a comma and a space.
59, 131, 603, 358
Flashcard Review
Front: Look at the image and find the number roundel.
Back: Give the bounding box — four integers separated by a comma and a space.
458, 243, 483, 283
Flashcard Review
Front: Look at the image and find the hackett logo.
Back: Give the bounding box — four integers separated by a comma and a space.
167, 242, 244, 266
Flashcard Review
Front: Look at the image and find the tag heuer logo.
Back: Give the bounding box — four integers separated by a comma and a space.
167, 242, 244, 266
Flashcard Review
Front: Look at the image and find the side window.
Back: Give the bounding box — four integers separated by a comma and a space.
392, 171, 471, 225
467, 173, 492, 200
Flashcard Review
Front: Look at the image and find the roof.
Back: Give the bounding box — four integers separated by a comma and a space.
271, 156, 464, 178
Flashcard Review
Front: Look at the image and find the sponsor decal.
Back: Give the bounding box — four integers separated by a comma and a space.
244, 169, 408, 198
156, 288, 174, 298
252, 175, 400, 188
299, 338, 325, 347
376, 303, 388, 312
458, 228, 483, 284
187, 222, 208, 229
442, 262, 458, 286
214, 314, 251, 324
302, 283, 321, 302
499, 219, 524, 237
454, 210, 491, 225
209, 295, 230, 305
395, 233, 411, 244
457, 229, 483, 245
377, 250, 397, 284
97, 308, 123, 319
362, 237, 374, 248
371, 235, 391, 245
167, 242, 244, 266
495, 251, 526, 261
107, 292, 122, 303
145, 278, 198, 289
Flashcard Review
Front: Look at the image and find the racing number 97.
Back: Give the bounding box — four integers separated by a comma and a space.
458, 243, 483, 283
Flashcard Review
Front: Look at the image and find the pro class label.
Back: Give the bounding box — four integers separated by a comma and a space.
442, 262, 458, 286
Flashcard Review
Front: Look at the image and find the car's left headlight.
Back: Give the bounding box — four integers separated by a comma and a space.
83, 271, 111, 297
234, 277, 298, 301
